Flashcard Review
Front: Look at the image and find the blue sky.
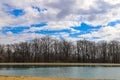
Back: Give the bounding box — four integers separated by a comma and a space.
0, 0, 120, 44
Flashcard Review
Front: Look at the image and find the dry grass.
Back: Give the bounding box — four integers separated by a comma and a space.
0, 63, 120, 66
0, 76, 114, 80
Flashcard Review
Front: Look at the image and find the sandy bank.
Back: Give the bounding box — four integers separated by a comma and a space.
0, 76, 113, 80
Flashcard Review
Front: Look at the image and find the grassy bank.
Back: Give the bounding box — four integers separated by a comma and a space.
0, 76, 113, 80
0, 63, 120, 66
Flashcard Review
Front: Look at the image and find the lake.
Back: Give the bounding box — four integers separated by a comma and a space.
0, 65, 119, 80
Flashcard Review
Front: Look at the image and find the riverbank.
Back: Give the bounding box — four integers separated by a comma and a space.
0, 76, 113, 80
0, 63, 120, 66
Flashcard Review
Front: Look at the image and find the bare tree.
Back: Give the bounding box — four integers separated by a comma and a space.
0, 35, 120, 63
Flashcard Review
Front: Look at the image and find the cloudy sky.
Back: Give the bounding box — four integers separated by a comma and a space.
0, 0, 120, 44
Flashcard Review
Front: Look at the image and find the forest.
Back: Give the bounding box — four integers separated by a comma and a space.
0, 36, 120, 63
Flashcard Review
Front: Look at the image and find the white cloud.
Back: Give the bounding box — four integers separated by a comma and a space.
79, 24, 120, 41
42, 21, 80, 30
0, 32, 45, 44
0, 0, 120, 27
24, 21, 80, 33
0, 0, 120, 44
104, 0, 120, 4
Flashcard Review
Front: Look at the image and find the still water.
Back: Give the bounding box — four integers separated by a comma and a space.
0, 65, 119, 79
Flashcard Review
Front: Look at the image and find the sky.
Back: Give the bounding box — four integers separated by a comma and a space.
0, 0, 120, 44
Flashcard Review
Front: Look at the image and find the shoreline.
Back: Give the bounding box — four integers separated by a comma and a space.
0, 63, 120, 66
0, 76, 113, 80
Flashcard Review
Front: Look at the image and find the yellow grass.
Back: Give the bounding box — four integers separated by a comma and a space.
0, 63, 120, 66
0, 76, 113, 80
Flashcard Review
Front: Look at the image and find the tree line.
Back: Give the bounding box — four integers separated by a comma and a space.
0, 36, 120, 63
